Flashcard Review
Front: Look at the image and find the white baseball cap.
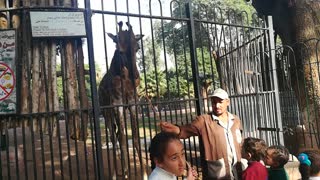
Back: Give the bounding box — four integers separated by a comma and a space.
208, 88, 229, 99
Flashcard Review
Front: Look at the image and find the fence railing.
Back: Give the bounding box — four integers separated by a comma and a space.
2, 0, 312, 179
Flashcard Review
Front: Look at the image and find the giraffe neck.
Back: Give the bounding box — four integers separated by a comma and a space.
125, 48, 139, 81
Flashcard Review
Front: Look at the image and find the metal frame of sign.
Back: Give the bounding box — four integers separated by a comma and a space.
30, 10, 87, 38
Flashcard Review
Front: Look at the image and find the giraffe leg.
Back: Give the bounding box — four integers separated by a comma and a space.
115, 106, 129, 178
102, 108, 118, 178
105, 109, 117, 148
128, 103, 144, 175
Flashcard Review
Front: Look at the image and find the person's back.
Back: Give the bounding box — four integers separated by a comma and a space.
265, 145, 289, 180
241, 137, 268, 180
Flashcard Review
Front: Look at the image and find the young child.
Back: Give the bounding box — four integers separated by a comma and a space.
298, 149, 320, 180
265, 145, 289, 180
241, 137, 268, 180
148, 132, 197, 180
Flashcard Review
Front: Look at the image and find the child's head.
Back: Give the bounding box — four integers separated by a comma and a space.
241, 137, 267, 162
149, 132, 186, 176
265, 145, 289, 168
298, 149, 320, 180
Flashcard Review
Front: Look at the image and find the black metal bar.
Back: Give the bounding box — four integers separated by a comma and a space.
136, 0, 148, 178
185, 0, 203, 115
267, 16, 284, 145
88, 112, 97, 179
5, 123, 10, 180
71, 113, 80, 180
0, 126, 3, 179
60, 40, 73, 180
13, 120, 19, 180
29, 116, 37, 180
74, 38, 90, 180
38, 116, 46, 180
100, 0, 110, 72
16, 11, 29, 180
56, 112, 64, 180
2, 1, 318, 179
84, 0, 105, 179
41, 40, 56, 180
19, 120, 27, 180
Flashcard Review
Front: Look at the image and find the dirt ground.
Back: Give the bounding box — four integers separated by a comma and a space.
0, 121, 150, 180
0, 120, 301, 180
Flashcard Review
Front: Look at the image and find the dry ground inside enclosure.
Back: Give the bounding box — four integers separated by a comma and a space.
0, 121, 152, 180
0, 115, 301, 180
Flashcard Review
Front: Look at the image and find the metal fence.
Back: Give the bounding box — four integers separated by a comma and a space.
276, 41, 320, 155
0, 0, 297, 179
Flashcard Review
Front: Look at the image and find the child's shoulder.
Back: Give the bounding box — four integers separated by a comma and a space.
247, 161, 267, 170
268, 167, 288, 180
268, 167, 286, 171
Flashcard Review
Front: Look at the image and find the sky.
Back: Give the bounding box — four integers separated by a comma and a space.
79, 0, 173, 74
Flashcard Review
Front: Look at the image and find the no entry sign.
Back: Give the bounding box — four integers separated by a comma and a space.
0, 62, 15, 100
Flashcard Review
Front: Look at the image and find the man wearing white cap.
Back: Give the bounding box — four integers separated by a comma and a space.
160, 88, 243, 179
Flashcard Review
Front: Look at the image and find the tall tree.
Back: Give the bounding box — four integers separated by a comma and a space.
249, 0, 320, 152
153, 0, 253, 100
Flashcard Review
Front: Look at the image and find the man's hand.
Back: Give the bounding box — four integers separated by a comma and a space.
160, 121, 180, 135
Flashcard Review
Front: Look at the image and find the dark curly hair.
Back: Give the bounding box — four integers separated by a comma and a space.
148, 132, 181, 170
299, 149, 320, 180
242, 137, 267, 161
267, 145, 289, 168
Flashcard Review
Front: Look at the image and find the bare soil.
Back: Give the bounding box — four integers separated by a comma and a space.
0, 121, 150, 180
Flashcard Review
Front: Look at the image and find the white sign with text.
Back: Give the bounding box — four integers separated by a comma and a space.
30, 11, 86, 37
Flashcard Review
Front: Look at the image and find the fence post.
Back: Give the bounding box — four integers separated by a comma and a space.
84, 0, 105, 179
185, 0, 203, 116
268, 16, 284, 145
185, 1, 208, 178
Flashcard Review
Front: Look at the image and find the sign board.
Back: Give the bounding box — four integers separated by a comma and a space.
0, 29, 16, 114
30, 11, 86, 37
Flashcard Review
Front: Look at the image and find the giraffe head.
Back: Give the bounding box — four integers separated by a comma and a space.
107, 22, 143, 86
107, 21, 144, 53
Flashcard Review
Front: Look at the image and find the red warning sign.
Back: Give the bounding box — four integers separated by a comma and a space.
0, 62, 15, 101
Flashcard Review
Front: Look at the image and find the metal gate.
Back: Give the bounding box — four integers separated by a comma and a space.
0, 0, 283, 179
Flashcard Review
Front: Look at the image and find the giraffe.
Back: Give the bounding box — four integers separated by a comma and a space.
98, 21, 143, 178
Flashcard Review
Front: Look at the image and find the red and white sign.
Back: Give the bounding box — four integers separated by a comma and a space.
0, 62, 15, 101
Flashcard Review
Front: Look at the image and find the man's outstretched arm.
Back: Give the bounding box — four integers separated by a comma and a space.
160, 115, 206, 139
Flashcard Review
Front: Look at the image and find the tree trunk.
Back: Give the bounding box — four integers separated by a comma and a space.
20, 0, 31, 119
249, 0, 320, 153
60, 0, 88, 141
12, 0, 20, 29
32, 42, 40, 131
77, 40, 89, 140
49, 41, 59, 136
292, 0, 320, 150
201, 81, 212, 112
64, 41, 81, 139
39, 41, 48, 131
